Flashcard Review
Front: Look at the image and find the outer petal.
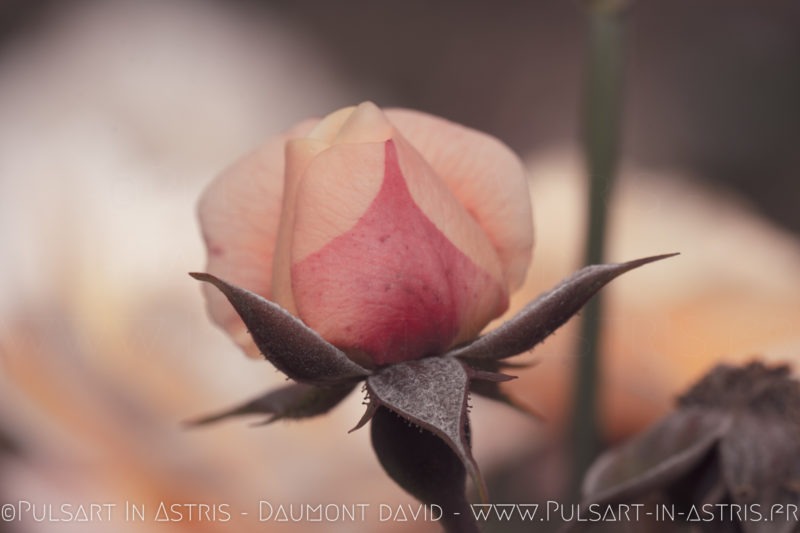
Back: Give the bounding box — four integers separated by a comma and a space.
386, 109, 533, 291
289, 127, 508, 365
270, 137, 330, 315
197, 120, 315, 357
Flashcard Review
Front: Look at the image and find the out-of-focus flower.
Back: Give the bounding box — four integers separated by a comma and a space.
572, 361, 800, 533
198, 101, 533, 366
504, 154, 800, 441
192, 102, 673, 531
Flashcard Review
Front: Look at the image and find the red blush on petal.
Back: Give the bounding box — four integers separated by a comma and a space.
292, 140, 504, 366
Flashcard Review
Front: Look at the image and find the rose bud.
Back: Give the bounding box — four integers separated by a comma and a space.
191, 102, 675, 530
198, 101, 533, 367
573, 361, 800, 533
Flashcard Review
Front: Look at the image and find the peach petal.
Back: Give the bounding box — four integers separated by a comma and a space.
389, 133, 508, 343
270, 137, 329, 315
198, 119, 315, 357
392, 134, 505, 279
291, 140, 508, 365
334, 101, 393, 144
289, 140, 387, 263
385, 109, 533, 290
307, 106, 355, 143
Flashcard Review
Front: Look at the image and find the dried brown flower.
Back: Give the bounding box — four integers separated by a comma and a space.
574, 361, 800, 533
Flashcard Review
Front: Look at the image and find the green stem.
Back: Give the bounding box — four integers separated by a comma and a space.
569, 2, 627, 499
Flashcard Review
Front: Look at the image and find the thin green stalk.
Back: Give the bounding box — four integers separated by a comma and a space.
569, 1, 628, 499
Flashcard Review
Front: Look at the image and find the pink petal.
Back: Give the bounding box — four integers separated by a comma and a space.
385, 109, 533, 291
197, 120, 315, 357
290, 139, 508, 366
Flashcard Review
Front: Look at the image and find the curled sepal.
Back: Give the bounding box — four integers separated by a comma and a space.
581, 408, 731, 507
189, 273, 370, 385
185, 382, 355, 427
448, 253, 679, 361
364, 357, 488, 502
370, 407, 480, 533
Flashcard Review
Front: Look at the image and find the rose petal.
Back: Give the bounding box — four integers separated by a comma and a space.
386, 109, 533, 290
271, 103, 396, 315
333, 101, 393, 144
307, 105, 355, 143
197, 120, 315, 357
289, 136, 508, 365
270, 137, 329, 315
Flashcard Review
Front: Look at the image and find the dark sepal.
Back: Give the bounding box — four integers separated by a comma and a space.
370, 407, 481, 533
189, 273, 371, 385
581, 407, 730, 507
185, 382, 356, 427
363, 356, 488, 503
447, 254, 679, 361
719, 414, 800, 533
469, 380, 543, 420
463, 359, 543, 419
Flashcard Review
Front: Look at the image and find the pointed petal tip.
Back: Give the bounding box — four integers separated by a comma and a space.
468, 461, 490, 505
182, 404, 253, 428
189, 272, 227, 292
622, 252, 680, 268
500, 357, 541, 370
468, 369, 517, 382
182, 413, 225, 429
476, 482, 489, 506
349, 401, 377, 434
185, 383, 355, 430
249, 416, 280, 427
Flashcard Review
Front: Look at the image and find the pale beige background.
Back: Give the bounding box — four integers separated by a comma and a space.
1, 1, 798, 532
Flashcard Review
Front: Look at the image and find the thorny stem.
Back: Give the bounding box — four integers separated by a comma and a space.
569, 0, 628, 499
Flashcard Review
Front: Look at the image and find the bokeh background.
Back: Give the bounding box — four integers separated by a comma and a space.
1, 1, 798, 531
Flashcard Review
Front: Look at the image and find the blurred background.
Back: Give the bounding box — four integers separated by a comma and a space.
0, 0, 798, 531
